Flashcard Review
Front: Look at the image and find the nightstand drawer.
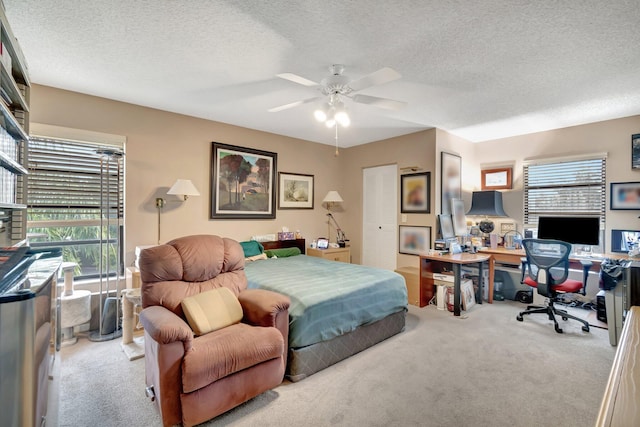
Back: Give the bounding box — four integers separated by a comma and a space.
307, 247, 351, 263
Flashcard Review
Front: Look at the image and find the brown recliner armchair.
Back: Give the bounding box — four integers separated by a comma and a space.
138, 235, 290, 427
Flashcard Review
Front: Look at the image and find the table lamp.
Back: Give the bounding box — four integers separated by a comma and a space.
465, 190, 508, 240
322, 191, 347, 245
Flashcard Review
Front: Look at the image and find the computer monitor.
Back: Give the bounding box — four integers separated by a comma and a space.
536, 216, 600, 246
610, 229, 640, 253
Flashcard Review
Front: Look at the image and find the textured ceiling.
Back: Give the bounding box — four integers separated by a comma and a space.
4, 0, 640, 147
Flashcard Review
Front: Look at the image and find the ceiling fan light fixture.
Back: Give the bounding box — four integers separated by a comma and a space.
335, 110, 350, 127
325, 118, 336, 128
314, 107, 327, 122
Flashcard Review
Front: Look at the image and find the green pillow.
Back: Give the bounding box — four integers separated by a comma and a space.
239, 240, 264, 257
265, 247, 301, 258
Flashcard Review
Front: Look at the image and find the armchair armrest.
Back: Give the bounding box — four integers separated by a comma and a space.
238, 288, 290, 327
140, 305, 194, 352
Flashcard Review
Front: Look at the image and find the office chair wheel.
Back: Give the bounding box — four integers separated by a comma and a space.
555, 324, 563, 333
562, 316, 568, 321
516, 314, 523, 322
582, 325, 589, 332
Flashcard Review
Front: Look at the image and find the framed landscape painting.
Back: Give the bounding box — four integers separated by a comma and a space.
210, 142, 277, 219
278, 172, 314, 209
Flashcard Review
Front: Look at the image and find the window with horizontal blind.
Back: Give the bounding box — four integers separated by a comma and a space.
27, 137, 124, 279
523, 156, 606, 251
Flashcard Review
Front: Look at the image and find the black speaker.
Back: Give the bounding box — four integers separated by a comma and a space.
515, 290, 533, 304
596, 290, 607, 323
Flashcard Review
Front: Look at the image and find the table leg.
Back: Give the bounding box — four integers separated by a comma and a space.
477, 261, 484, 304
453, 264, 461, 316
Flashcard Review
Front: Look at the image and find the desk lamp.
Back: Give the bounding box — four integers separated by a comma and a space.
466, 190, 508, 244
322, 191, 347, 246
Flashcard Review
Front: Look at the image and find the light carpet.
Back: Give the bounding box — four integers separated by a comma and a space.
57, 300, 615, 427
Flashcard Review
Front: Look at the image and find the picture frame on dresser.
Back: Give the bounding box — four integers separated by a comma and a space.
210, 142, 277, 219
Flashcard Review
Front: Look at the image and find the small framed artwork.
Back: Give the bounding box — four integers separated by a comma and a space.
210, 142, 277, 219
500, 222, 516, 234
461, 279, 476, 310
481, 167, 512, 190
632, 134, 640, 169
610, 182, 640, 210
278, 172, 314, 209
401, 172, 430, 213
399, 225, 432, 255
441, 152, 461, 214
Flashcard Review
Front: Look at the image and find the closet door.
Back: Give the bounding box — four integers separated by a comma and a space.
362, 164, 397, 269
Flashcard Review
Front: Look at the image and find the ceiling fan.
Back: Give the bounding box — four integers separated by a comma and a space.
268, 64, 407, 118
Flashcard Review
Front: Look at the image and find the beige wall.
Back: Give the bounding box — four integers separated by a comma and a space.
31, 84, 344, 266
469, 115, 640, 252
341, 130, 437, 266
30, 83, 640, 267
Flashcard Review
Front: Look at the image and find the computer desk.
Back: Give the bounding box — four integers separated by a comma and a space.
480, 246, 638, 346
419, 252, 494, 316
478, 247, 633, 271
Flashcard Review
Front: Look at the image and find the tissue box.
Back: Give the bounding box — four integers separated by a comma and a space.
278, 232, 295, 240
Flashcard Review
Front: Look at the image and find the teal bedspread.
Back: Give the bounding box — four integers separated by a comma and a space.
244, 255, 408, 348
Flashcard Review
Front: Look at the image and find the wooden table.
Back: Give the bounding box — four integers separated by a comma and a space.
479, 247, 633, 271
420, 252, 494, 316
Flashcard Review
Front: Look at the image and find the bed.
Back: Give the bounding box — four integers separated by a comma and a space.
243, 241, 407, 382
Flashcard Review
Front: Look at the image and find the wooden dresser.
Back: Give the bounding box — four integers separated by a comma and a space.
307, 247, 351, 263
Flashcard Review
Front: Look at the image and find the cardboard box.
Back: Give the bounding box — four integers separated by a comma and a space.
395, 266, 426, 307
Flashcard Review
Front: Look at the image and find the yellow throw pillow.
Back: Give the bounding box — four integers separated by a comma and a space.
181, 287, 243, 336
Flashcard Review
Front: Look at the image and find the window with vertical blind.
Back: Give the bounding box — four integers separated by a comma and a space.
523, 155, 606, 250
27, 136, 124, 279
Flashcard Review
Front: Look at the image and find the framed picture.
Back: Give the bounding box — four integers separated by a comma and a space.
401, 172, 430, 213
210, 142, 277, 219
610, 182, 640, 210
278, 172, 314, 209
461, 279, 476, 310
441, 152, 461, 214
633, 134, 640, 169
500, 222, 517, 234
399, 225, 431, 255
481, 167, 512, 190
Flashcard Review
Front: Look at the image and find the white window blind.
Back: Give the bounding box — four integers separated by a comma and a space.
524, 157, 606, 234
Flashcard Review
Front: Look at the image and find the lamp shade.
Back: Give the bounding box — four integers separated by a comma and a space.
167, 179, 200, 199
466, 190, 508, 217
322, 191, 343, 203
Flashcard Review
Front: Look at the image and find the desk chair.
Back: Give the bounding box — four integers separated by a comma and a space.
517, 238, 591, 333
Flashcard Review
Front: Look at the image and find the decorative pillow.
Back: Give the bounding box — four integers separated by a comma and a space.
181, 287, 243, 336
265, 247, 302, 258
239, 240, 264, 257
245, 253, 268, 262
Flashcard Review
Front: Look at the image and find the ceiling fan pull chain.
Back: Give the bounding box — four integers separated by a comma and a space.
334, 123, 339, 157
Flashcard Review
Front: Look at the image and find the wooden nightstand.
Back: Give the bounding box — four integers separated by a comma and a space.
307, 247, 351, 263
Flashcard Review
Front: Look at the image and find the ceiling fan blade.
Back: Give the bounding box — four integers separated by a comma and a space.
352, 94, 407, 111
276, 73, 320, 87
348, 67, 401, 92
268, 96, 321, 112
